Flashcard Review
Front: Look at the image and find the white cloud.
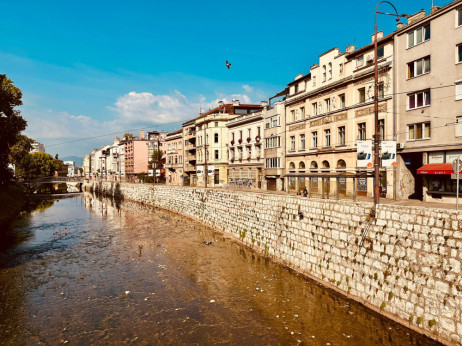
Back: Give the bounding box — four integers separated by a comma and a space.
109, 90, 195, 126
242, 84, 253, 93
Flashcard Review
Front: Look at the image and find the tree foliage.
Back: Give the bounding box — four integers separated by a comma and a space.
0, 75, 27, 184
123, 133, 134, 140
9, 134, 33, 167
15, 152, 60, 181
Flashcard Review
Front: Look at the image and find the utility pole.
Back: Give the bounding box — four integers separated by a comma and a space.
374, 1, 407, 209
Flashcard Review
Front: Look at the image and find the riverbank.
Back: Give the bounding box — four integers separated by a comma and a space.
85, 181, 459, 345
0, 183, 26, 228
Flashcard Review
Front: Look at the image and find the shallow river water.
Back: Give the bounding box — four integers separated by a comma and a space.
0, 194, 440, 345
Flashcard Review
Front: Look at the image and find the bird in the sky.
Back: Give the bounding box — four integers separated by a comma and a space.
226, 60, 231, 69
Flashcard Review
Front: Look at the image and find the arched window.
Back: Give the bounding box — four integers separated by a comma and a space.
289, 162, 296, 170
214, 133, 219, 143
328, 62, 332, 80
322, 65, 326, 82
299, 161, 305, 169
322, 160, 330, 170
310, 161, 318, 172
337, 159, 346, 169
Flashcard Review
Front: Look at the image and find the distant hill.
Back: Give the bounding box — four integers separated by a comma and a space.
61, 156, 83, 167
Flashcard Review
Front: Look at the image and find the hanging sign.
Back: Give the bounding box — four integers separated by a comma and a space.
381, 141, 397, 167
357, 140, 373, 168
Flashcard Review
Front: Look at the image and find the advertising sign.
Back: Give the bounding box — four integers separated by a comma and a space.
207, 166, 215, 176
380, 141, 397, 167
357, 140, 373, 168
196, 166, 204, 176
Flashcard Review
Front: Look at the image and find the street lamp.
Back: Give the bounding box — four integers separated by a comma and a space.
373, 1, 407, 208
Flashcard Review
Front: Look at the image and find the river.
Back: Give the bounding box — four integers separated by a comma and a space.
0, 193, 440, 345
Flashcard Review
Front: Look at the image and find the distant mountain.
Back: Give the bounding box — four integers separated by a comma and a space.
61, 156, 83, 167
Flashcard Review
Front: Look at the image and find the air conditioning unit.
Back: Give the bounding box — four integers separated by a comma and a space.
397, 143, 405, 149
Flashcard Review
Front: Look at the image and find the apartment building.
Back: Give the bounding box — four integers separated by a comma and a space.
284, 32, 396, 198
182, 118, 197, 186
165, 129, 184, 186
226, 104, 265, 189
263, 101, 286, 191
30, 141, 46, 153
195, 100, 264, 187
395, 1, 462, 203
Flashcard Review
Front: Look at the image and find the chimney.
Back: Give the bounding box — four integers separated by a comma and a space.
431, 6, 441, 14
232, 99, 240, 106
260, 101, 268, 107
218, 100, 224, 107
346, 44, 355, 53
139, 130, 144, 139
372, 31, 383, 43
407, 10, 426, 25
397, 21, 404, 30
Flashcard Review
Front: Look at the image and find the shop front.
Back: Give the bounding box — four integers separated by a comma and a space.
417, 162, 462, 203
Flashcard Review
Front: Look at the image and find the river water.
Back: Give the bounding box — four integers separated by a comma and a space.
0, 193, 440, 345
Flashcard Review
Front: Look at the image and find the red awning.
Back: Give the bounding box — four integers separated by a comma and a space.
417, 163, 454, 175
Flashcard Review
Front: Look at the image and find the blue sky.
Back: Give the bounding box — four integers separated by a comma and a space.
0, 0, 447, 158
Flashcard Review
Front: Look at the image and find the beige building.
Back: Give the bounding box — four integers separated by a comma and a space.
182, 118, 197, 186
165, 129, 184, 186
284, 33, 396, 198
226, 105, 265, 189
195, 100, 263, 187
395, 1, 462, 203
263, 101, 286, 191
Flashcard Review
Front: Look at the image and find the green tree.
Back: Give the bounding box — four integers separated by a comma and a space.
0, 75, 27, 184
16, 152, 59, 181
9, 135, 33, 168
148, 149, 164, 183
123, 133, 134, 140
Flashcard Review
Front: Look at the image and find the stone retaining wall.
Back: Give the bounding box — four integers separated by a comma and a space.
85, 181, 462, 344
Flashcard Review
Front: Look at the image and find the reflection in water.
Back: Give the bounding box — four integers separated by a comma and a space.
31, 182, 81, 195
0, 194, 440, 345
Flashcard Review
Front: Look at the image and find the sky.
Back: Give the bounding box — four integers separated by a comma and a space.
0, 0, 449, 159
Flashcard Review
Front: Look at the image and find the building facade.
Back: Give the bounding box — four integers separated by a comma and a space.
182, 118, 197, 186
395, 1, 462, 203
263, 101, 286, 191
227, 105, 265, 189
165, 129, 184, 186
284, 32, 396, 198
195, 100, 264, 187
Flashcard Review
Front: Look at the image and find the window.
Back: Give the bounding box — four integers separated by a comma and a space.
290, 136, 295, 151
323, 65, 326, 82
291, 110, 295, 122
358, 122, 366, 140
407, 24, 430, 48
300, 107, 305, 119
215, 150, 219, 160
239, 130, 243, 140
257, 126, 261, 136
214, 133, 219, 143
338, 126, 345, 146
300, 134, 305, 150
265, 158, 280, 168
408, 122, 430, 140
408, 56, 430, 78
231, 133, 235, 141
458, 8, 462, 27
377, 46, 384, 59
325, 98, 331, 112
312, 131, 318, 148
312, 102, 318, 116
324, 129, 331, 147
378, 82, 384, 99
456, 116, 462, 137
248, 168, 252, 179
339, 94, 345, 109
358, 88, 366, 103
339, 63, 344, 74
457, 81, 462, 100
378, 119, 385, 140
265, 136, 281, 148
215, 122, 218, 127
458, 44, 462, 63
294, 84, 299, 93
313, 76, 317, 86
248, 128, 251, 139
357, 56, 364, 68
328, 63, 332, 80
408, 90, 431, 109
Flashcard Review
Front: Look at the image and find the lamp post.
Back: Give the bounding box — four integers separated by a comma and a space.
373, 1, 407, 207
